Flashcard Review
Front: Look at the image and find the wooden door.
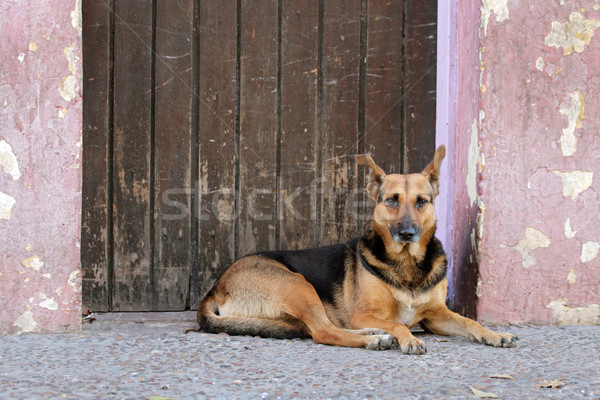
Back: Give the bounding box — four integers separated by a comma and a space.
81, 0, 437, 312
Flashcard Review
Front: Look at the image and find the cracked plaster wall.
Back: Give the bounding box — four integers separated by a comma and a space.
0, 0, 82, 334
476, 0, 600, 324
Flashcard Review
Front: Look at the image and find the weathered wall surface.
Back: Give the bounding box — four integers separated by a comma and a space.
0, 0, 82, 333
477, 1, 600, 324
446, 0, 482, 319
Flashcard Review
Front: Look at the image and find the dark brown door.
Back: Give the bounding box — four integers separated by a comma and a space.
81, 0, 437, 312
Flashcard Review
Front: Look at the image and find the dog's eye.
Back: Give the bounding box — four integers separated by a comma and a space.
385, 197, 397, 207
416, 198, 429, 209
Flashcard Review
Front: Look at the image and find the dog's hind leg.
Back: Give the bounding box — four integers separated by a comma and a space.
194, 258, 318, 339
197, 296, 306, 339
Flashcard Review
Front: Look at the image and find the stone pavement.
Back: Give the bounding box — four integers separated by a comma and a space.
0, 312, 599, 399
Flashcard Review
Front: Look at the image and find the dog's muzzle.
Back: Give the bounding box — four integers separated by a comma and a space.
390, 225, 421, 243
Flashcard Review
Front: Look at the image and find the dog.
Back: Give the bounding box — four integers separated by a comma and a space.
192, 145, 518, 353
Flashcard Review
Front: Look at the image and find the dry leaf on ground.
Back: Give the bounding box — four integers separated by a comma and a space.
469, 385, 499, 399
489, 374, 515, 380
537, 380, 566, 388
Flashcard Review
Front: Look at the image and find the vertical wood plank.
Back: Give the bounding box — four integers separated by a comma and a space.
320, 0, 362, 245
112, 0, 154, 311
81, 0, 111, 311
403, 0, 437, 173
279, 1, 320, 250
364, 0, 404, 174
195, 0, 238, 303
153, 0, 193, 311
238, 0, 279, 255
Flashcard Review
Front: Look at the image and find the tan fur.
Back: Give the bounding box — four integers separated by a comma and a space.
194, 145, 518, 353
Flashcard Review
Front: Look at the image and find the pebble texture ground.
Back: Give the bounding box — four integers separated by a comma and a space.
0, 313, 599, 399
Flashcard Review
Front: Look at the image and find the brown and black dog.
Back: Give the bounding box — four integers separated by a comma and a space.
192, 145, 517, 353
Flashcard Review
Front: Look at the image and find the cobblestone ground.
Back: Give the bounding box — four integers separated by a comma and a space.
1, 313, 599, 399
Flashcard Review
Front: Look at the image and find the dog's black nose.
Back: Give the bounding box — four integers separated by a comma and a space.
398, 227, 416, 241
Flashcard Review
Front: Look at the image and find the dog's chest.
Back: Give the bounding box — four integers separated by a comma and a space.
391, 288, 430, 326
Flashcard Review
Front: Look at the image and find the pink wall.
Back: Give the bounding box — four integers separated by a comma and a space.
477, 1, 600, 324
0, 0, 82, 334
442, 0, 483, 319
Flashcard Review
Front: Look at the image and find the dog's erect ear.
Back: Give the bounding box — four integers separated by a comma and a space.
421, 145, 446, 197
356, 154, 387, 200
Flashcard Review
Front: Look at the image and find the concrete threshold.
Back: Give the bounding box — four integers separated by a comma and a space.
83, 311, 198, 333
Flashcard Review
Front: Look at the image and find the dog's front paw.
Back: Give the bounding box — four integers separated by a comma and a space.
399, 336, 427, 355
365, 334, 399, 350
480, 331, 519, 348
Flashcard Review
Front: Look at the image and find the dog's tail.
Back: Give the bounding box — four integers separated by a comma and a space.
194, 295, 305, 339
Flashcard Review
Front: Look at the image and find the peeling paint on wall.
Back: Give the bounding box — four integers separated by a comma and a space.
558, 90, 585, 157
58, 45, 79, 102
546, 298, 600, 325
67, 270, 81, 290
0, 138, 21, 219
58, 76, 78, 102
466, 119, 480, 205
567, 268, 577, 284
580, 241, 599, 263
0, 139, 21, 180
71, 0, 82, 31
475, 280, 483, 298
64, 45, 77, 75
564, 218, 576, 239
502, 227, 551, 268
476, 198, 485, 243
481, 0, 509, 36
38, 293, 59, 311
21, 256, 44, 271
535, 56, 545, 71
545, 12, 600, 56
0, 191, 16, 220
13, 310, 39, 334
551, 170, 593, 200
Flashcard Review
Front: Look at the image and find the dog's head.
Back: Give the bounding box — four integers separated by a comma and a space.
356, 145, 446, 245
